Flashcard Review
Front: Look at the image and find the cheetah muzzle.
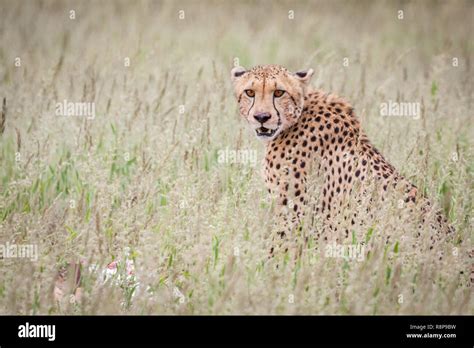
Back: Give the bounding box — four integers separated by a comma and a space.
256, 126, 278, 138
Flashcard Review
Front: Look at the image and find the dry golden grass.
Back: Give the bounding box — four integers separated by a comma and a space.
0, 0, 472, 314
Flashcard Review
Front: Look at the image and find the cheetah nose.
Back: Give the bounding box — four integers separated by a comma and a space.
254, 112, 271, 123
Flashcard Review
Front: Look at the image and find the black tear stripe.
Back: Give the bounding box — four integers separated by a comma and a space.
238, 91, 243, 103
247, 96, 255, 116
288, 92, 298, 107
272, 96, 282, 127
287, 92, 299, 118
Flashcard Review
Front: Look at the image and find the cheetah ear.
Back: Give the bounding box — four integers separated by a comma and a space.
231, 66, 247, 81
294, 69, 314, 84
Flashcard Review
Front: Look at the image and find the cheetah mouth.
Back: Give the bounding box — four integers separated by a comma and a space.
255, 126, 278, 138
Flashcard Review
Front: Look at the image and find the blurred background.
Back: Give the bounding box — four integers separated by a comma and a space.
0, 0, 472, 314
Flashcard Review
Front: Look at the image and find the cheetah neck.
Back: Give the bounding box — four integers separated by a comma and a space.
267, 89, 363, 155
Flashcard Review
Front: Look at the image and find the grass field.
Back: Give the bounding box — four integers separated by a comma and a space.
0, 0, 472, 314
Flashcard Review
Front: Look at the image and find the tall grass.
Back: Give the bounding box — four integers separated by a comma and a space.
0, 0, 472, 314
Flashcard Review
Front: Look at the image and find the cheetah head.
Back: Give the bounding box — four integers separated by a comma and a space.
231, 64, 314, 141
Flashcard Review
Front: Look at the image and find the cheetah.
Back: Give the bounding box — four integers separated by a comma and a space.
230, 64, 457, 261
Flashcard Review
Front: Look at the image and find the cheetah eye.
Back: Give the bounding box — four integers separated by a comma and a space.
245, 89, 255, 97
274, 90, 285, 98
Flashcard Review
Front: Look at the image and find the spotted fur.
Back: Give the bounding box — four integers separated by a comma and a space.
231, 64, 459, 263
